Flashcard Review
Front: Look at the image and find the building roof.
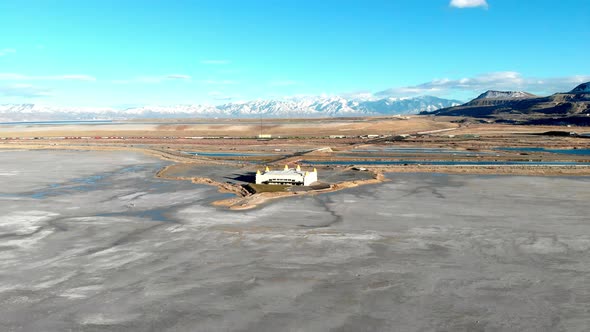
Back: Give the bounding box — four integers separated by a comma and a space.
264, 169, 305, 176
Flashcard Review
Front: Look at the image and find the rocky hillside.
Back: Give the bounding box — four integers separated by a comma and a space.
422, 82, 590, 125
571, 82, 590, 94
475, 90, 536, 100
463, 90, 537, 107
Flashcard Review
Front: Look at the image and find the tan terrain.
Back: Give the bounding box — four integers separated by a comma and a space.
2, 116, 590, 208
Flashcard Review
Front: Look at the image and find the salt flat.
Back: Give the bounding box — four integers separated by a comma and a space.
1, 150, 589, 331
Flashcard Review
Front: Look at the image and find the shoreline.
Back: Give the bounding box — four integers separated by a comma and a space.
3, 143, 590, 210
156, 162, 388, 210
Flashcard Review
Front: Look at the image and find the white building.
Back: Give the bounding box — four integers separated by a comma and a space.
255, 165, 318, 186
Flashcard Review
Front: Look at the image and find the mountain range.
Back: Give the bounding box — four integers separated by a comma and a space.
0, 96, 461, 122
423, 82, 590, 126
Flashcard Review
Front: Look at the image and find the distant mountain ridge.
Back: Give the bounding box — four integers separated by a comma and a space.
0, 95, 462, 121
570, 82, 590, 94
423, 82, 590, 126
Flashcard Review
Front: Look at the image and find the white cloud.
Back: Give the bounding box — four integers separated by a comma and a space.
0, 83, 52, 98
376, 72, 590, 98
340, 91, 375, 100
201, 60, 231, 65
450, 0, 488, 8
0, 48, 16, 56
166, 74, 192, 80
0, 73, 95, 81
112, 74, 192, 84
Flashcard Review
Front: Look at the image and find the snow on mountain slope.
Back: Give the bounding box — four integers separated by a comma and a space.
0, 95, 462, 121
475, 90, 536, 99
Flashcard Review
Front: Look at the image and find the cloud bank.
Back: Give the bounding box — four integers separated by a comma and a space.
166, 74, 192, 80
450, 0, 488, 8
113, 74, 192, 84
0, 73, 96, 81
376, 72, 590, 98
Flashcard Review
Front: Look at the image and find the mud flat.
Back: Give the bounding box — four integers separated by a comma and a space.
1, 150, 590, 331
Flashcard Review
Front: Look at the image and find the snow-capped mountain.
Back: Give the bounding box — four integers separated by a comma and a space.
0, 95, 462, 121
475, 90, 536, 99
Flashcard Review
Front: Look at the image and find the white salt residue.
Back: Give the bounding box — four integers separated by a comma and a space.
564, 238, 590, 252
78, 312, 142, 325
5, 295, 43, 305
393, 238, 432, 250
176, 205, 258, 227
519, 236, 568, 254
165, 225, 187, 233
0, 211, 58, 236
407, 226, 449, 236
123, 190, 207, 209
1, 229, 54, 252
31, 271, 77, 291
60, 285, 104, 299
399, 213, 430, 218
303, 231, 381, 242
376, 212, 394, 217
117, 191, 148, 201
85, 248, 150, 272
238, 230, 381, 264
0, 284, 19, 293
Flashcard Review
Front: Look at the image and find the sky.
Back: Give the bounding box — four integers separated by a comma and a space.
0, 0, 589, 107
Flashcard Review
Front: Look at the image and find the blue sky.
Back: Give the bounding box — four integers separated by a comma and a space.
0, 0, 588, 107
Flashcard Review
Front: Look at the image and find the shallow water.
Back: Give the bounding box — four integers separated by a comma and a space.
352, 147, 494, 155
303, 159, 590, 166
184, 151, 278, 157
498, 147, 590, 155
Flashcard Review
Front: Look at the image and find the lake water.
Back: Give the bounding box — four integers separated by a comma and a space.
353, 147, 493, 154
185, 151, 278, 157
498, 147, 590, 156
303, 160, 590, 166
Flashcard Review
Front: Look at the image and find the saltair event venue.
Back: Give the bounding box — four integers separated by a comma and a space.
255, 165, 318, 186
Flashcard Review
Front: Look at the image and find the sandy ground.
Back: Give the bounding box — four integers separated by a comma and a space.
1, 150, 590, 331
0, 117, 455, 138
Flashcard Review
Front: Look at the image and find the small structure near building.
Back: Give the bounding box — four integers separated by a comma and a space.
255, 165, 318, 186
